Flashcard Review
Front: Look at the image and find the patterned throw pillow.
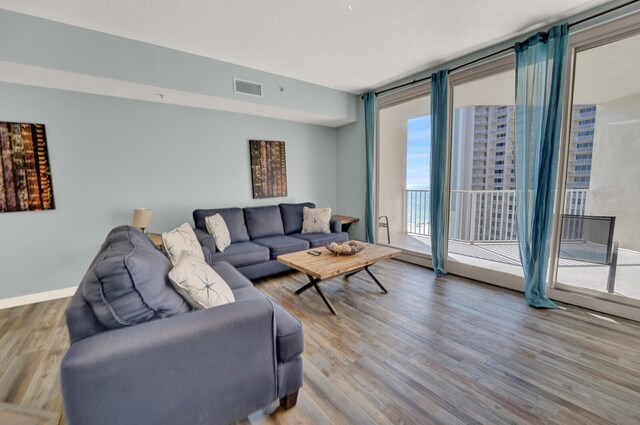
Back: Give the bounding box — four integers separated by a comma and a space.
168, 251, 235, 309
301, 207, 332, 234
162, 223, 205, 265
205, 213, 231, 252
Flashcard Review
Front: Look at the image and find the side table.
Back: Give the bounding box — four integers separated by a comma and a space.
331, 215, 360, 232
147, 232, 163, 250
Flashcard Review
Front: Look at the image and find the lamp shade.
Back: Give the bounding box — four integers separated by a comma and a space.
132, 208, 153, 230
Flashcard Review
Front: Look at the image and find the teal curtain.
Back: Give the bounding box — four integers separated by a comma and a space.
514, 24, 568, 308
363, 91, 377, 243
430, 70, 449, 277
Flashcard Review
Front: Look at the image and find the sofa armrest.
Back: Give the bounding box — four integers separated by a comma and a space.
193, 226, 216, 255
330, 219, 342, 233
61, 298, 277, 425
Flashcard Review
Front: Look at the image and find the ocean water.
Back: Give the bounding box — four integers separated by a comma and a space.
405, 186, 430, 234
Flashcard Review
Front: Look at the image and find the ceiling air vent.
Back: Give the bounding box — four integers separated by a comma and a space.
233, 78, 263, 97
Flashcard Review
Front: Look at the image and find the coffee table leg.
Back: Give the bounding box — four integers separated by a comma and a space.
344, 268, 364, 279
364, 266, 388, 293
295, 275, 318, 294
345, 266, 388, 293
314, 284, 338, 316
295, 275, 338, 315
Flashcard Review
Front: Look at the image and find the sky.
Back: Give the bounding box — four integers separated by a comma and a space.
406, 115, 431, 189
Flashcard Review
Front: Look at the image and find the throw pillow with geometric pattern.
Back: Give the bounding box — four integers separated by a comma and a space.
301, 207, 332, 234
205, 213, 231, 252
162, 223, 205, 265
168, 251, 235, 309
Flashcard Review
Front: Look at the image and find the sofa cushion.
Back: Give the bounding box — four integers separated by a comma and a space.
81, 226, 190, 329
193, 208, 250, 243
205, 214, 231, 252
236, 260, 292, 281
302, 207, 332, 234
162, 223, 205, 265
227, 285, 304, 361
211, 261, 253, 291
244, 206, 285, 240
279, 202, 315, 234
66, 288, 107, 343
290, 231, 349, 248
253, 236, 310, 260
168, 252, 235, 309
209, 241, 269, 268
231, 285, 265, 302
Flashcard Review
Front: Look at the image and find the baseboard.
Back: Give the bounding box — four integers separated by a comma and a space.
0, 286, 78, 310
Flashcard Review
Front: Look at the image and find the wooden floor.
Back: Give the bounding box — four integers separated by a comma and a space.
0, 297, 68, 422
2, 260, 640, 424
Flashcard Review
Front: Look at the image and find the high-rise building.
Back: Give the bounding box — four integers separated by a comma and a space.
450, 104, 595, 241
471, 105, 516, 191
567, 106, 596, 189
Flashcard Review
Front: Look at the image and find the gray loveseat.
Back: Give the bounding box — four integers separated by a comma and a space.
61, 226, 304, 425
193, 203, 349, 280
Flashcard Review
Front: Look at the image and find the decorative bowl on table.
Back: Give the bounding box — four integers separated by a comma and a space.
326, 241, 365, 256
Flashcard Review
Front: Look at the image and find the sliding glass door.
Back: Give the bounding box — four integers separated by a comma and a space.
552, 30, 640, 306
373, 12, 640, 319
447, 67, 523, 277
377, 89, 431, 254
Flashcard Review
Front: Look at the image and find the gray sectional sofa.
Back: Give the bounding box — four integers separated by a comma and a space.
61, 226, 304, 425
193, 202, 349, 280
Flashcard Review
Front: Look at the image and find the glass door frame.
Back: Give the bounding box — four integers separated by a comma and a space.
373, 12, 640, 321
547, 12, 640, 319
375, 81, 434, 268
444, 55, 526, 292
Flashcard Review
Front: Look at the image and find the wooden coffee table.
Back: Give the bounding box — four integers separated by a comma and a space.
277, 242, 401, 315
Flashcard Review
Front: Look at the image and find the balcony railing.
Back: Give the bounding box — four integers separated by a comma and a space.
405, 189, 588, 243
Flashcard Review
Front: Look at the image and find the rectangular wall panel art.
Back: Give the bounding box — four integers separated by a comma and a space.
0, 122, 55, 213
249, 140, 287, 199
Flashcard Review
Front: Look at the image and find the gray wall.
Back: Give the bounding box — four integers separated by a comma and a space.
0, 82, 338, 299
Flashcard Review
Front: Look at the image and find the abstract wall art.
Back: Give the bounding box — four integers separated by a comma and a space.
0, 122, 55, 213
249, 140, 287, 199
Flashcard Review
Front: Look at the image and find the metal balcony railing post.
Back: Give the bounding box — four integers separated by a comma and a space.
403, 189, 407, 234
607, 242, 619, 294
469, 191, 477, 243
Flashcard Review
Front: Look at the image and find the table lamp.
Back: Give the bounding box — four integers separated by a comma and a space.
132, 208, 153, 234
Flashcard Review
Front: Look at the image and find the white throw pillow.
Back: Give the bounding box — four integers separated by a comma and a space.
205, 213, 231, 252
168, 251, 235, 309
162, 223, 205, 265
301, 207, 332, 234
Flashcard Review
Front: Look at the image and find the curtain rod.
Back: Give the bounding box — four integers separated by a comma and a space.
369, 0, 639, 98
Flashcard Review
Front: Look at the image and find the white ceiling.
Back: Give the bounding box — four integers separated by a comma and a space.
0, 0, 612, 93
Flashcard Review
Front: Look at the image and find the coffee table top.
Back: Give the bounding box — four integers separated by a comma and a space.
277, 242, 401, 280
